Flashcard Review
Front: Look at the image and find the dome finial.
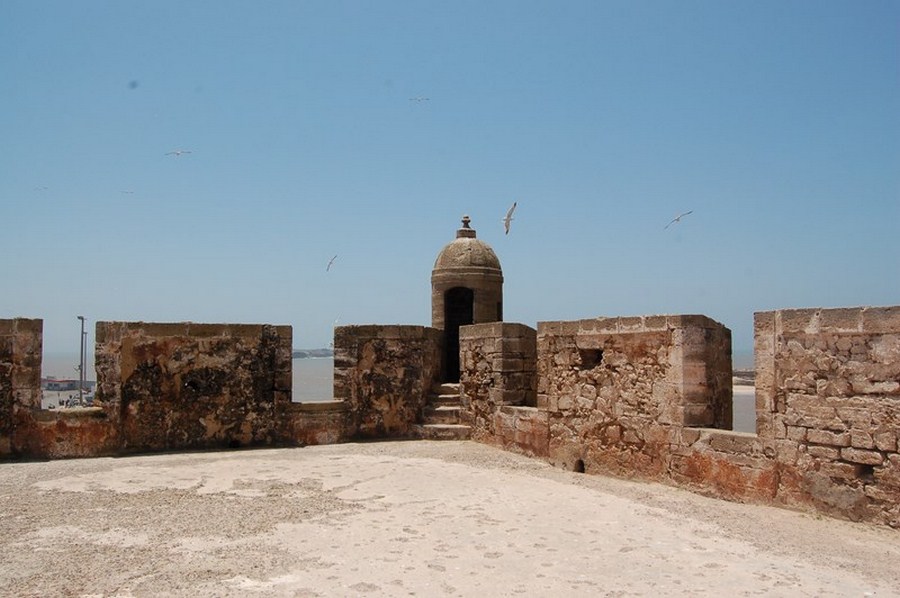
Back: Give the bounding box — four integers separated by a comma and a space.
457, 214, 476, 238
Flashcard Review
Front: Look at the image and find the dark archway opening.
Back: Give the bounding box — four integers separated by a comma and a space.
444, 287, 474, 382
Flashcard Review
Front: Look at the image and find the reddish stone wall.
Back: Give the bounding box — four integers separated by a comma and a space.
95, 322, 293, 452
538, 315, 732, 476
333, 325, 442, 438
285, 402, 354, 446
754, 307, 900, 524
0, 319, 119, 459
0, 319, 42, 456
459, 322, 546, 456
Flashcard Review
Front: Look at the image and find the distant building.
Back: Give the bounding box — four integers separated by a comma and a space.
42, 378, 95, 391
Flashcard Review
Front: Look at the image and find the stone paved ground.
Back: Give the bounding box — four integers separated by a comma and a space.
1, 441, 898, 597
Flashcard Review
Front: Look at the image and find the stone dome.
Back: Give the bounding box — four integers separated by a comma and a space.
432, 216, 502, 272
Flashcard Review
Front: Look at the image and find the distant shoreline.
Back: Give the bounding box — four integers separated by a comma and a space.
291, 349, 334, 359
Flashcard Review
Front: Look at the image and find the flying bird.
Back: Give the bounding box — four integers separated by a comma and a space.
326, 255, 337, 271
664, 210, 693, 230
503, 202, 517, 235
120, 190, 135, 194
409, 96, 429, 102
165, 149, 192, 157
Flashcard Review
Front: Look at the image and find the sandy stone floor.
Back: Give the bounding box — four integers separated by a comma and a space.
1, 441, 898, 597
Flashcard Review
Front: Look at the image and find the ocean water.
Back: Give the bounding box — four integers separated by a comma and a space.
732, 386, 756, 434
292, 358, 334, 402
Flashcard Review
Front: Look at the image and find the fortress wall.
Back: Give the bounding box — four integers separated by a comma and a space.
95, 321, 293, 452
754, 307, 900, 524
537, 315, 732, 476
285, 402, 354, 446
0, 319, 42, 456
0, 318, 118, 458
459, 322, 546, 457
333, 325, 442, 439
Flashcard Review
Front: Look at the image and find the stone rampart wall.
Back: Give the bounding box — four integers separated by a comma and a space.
95, 322, 293, 452
754, 307, 900, 523
459, 322, 546, 455
333, 325, 442, 438
3, 307, 898, 526
538, 315, 732, 476
286, 402, 354, 446
0, 319, 42, 456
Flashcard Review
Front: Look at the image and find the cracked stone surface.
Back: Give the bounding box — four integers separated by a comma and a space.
1, 441, 898, 597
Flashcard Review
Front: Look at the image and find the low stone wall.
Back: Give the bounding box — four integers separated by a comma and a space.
4, 307, 898, 526
755, 307, 900, 524
285, 402, 354, 446
95, 322, 293, 452
0, 319, 43, 456
538, 315, 732, 476
459, 322, 545, 455
334, 325, 442, 438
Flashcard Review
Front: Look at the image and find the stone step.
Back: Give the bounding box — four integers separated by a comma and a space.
423, 405, 463, 425
433, 383, 461, 395
411, 424, 472, 441
428, 393, 462, 407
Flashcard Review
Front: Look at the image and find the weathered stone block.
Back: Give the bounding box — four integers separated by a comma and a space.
850, 430, 876, 450
807, 445, 841, 460
819, 308, 863, 333
786, 426, 807, 442
841, 447, 884, 465
817, 461, 859, 481
873, 431, 897, 452
861, 306, 900, 333
807, 429, 850, 447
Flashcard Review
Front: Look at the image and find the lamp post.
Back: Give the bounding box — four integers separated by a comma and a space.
77, 315, 86, 404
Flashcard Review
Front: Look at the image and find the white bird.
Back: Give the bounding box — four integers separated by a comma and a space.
165, 149, 192, 157
326, 255, 337, 271
120, 190, 135, 194
409, 96, 429, 102
665, 210, 693, 230
503, 202, 517, 235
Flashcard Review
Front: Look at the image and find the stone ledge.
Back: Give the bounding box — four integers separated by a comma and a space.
33, 407, 107, 421
289, 401, 349, 413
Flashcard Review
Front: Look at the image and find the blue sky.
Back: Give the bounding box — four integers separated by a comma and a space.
2, 1, 898, 360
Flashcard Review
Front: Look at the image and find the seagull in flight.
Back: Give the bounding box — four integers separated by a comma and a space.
665, 210, 693, 230
326, 255, 337, 271
120, 190, 135, 194
409, 96, 429, 102
165, 149, 192, 157
503, 202, 517, 235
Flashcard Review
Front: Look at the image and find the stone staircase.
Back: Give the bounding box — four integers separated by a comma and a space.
411, 382, 472, 440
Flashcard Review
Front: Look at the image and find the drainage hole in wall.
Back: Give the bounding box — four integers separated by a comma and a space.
855, 464, 875, 483
578, 349, 603, 369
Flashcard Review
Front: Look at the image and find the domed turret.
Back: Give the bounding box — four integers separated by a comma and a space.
432, 215, 504, 381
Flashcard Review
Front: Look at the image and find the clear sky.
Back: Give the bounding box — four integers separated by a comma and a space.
2, 1, 898, 359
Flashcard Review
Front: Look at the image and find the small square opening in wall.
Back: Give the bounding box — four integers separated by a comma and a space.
578, 349, 603, 369
855, 464, 876, 483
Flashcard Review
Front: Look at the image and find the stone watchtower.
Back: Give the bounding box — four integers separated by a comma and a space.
432, 215, 504, 381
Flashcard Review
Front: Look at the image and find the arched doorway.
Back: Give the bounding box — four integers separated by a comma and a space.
443, 287, 473, 382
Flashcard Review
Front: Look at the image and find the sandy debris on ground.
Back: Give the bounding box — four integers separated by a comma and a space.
1, 441, 897, 597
